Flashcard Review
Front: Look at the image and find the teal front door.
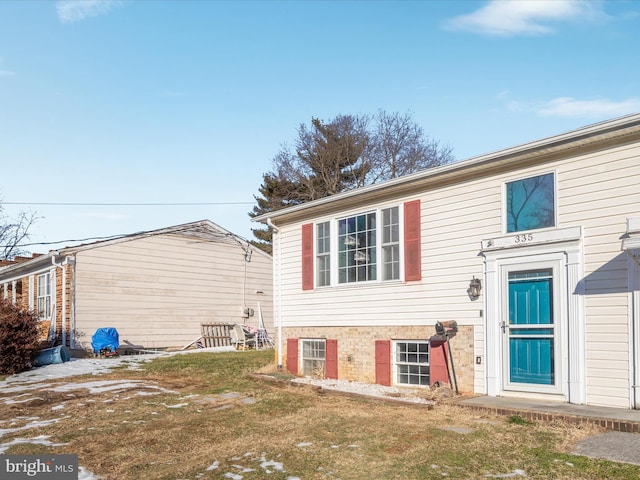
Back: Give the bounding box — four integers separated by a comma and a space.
506, 269, 556, 387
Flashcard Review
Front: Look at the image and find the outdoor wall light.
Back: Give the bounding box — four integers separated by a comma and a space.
468, 276, 482, 300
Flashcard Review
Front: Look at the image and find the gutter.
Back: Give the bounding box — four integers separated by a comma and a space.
267, 218, 283, 368
252, 113, 640, 226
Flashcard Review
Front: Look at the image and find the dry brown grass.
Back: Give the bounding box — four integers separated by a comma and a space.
0, 351, 635, 480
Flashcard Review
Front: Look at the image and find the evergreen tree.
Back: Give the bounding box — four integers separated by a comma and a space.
250, 112, 453, 252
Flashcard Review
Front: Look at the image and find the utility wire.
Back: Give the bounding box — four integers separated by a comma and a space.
3, 201, 255, 206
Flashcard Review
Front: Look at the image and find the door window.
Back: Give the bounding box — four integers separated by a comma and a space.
507, 269, 555, 386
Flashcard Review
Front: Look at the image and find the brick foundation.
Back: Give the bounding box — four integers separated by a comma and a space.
283, 324, 475, 394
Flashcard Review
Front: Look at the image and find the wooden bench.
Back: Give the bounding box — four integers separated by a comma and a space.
200, 323, 233, 347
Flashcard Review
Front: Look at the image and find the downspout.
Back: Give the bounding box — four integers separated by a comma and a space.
52, 254, 67, 347
69, 256, 77, 349
266, 217, 283, 368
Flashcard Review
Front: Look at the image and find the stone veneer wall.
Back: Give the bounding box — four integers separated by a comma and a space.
283, 325, 475, 394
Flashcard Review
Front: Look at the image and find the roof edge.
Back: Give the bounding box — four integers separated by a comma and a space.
253, 112, 640, 225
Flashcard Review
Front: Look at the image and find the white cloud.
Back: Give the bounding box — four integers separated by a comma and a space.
56, 0, 123, 24
536, 97, 640, 118
445, 0, 606, 37
505, 96, 640, 119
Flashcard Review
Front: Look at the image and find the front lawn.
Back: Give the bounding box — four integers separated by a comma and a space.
0, 349, 637, 479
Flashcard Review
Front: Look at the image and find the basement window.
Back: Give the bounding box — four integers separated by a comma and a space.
301, 339, 326, 376
394, 340, 430, 386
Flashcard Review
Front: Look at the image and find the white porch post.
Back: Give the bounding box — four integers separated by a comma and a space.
566, 249, 586, 404
484, 256, 501, 396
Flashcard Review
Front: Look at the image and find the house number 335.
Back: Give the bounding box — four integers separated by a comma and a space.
514, 233, 534, 243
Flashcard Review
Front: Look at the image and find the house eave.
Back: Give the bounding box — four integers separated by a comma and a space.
0, 253, 58, 281
253, 113, 640, 226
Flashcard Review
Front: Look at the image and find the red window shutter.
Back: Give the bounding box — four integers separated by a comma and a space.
325, 339, 338, 379
375, 340, 391, 386
301, 223, 314, 290
428, 337, 450, 387
404, 199, 422, 281
286, 338, 299, 375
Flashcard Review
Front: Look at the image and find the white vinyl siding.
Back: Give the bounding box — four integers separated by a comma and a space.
274, 138, 640, 406
73, 234, 273, 351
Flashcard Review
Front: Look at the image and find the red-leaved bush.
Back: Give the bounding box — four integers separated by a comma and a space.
0, 300, 40, 374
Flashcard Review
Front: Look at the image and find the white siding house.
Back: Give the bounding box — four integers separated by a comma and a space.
254, 113, 640, 410
0, 220, 273, 353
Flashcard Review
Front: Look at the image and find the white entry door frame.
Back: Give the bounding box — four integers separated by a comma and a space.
481, 226, 585, 404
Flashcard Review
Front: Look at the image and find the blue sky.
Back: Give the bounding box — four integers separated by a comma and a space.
1, 0, 639, 252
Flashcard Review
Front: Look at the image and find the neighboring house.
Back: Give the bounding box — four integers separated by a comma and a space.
0, 220, 273, 353
253, 113, 640, 410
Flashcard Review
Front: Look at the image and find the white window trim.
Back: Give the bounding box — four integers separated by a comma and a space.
314, 203, 405, 288
502, 170, 558, 236
299, 338, 327, 376
37, 272, 52, 321
392, 339, 430, 387
315, 221, 331, 288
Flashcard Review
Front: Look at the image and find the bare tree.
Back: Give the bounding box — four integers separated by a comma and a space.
250, 112, 454, 250
0, 202, 38, 260
368, 110, 454, 183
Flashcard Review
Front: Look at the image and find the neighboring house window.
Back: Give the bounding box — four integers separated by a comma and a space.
316, 222, 331, 287
506, 173, 555, 233
301, 339, 326, 376
381, 206, 400, 281
394, 340, 430, 386
338, 212, 377, 283
37, 272, 52, 320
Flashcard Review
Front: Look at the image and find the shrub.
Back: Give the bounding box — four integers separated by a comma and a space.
0, 300, 41, 374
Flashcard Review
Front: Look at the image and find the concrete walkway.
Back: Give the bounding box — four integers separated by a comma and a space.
457, 396, 640, 466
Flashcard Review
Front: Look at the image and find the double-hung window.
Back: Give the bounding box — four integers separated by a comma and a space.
301, 339, 326, 376
381, 206, 400, 281
506, 172, 555, 233
316, 222, 331, 287
394, 340, 430, 386
37, 272, 52, 320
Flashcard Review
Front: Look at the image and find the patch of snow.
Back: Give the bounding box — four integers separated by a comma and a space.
162, 402, 189, 409
224, 473, 243, 480
0, 417, 62, 439
296, 442, 313, 448
78, 466, 102, 480
47, 379, 176, 395
206, 461, 220, 471
1, 347, 235, 388
0, 435, 68, 454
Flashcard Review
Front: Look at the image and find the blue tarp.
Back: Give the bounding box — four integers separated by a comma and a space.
91, 327, 120, 354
